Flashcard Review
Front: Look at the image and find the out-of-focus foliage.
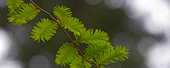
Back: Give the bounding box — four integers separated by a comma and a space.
7, 0, 23, 13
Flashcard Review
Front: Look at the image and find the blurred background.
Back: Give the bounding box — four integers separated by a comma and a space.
0, 0, 170, 68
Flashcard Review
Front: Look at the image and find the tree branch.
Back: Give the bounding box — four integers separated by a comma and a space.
29, 0, 97, 68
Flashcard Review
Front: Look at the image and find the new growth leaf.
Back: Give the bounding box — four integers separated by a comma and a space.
55, 43, 78, 66
53, 5, 86, 36
95, 45, 129, 68
76, 29, 109, 44
31, 18, 58, 43
7, 3, 40, 26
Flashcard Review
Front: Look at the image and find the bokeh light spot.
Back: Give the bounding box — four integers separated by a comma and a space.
146, 43, 170, 68
112, 32, 132, 49
137, 36, 156, 57
0, 0, 6, 8
84, 0, 103, 5
29, 55, 50, 68
104, 0, 125, 9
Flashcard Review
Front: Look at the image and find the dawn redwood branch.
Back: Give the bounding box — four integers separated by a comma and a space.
29, 0, 97, 68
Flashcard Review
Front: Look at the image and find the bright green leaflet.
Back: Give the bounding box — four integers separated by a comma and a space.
85, 40, 111, 59
76, 29, 109, 44
53, 6, 86, 36
31, 18, 58, 43
55, 43, 78, 66
70, 55, 91, 68
95, 45, 129, 68
7, 3, 40, 26
7, 0, 23, 13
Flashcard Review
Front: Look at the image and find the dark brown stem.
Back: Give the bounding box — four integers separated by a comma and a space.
29, 0, 96, 68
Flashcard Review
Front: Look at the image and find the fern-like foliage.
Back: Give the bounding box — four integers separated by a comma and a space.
53, 5, 72, 21
6, 0, 23, 13
61, 17, 86, 35
76, 29, 109, 44
53, 6, 86, 35
31, 18, 58, 42
95, 45, 129, 68
7, 0, 130, 67
55, 43, 78, 66
70, 55, 91, 68
7, 3, 40, 26
85, 40, 111, 59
